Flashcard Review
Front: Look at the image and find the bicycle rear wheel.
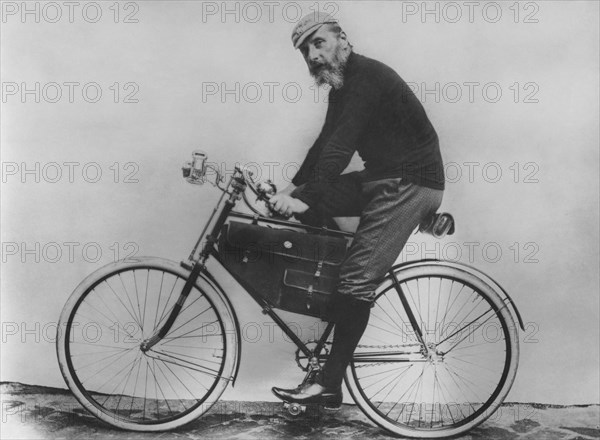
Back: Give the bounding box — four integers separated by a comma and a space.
345, 263, 519, 438
56, 257, 238, 431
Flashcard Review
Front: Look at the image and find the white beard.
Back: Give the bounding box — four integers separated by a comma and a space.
309, 45, 350, 90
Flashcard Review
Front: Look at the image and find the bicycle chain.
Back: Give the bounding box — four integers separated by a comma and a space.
354, 362, 387, 369
353, 343, 422, 369
356, 343, 420, 349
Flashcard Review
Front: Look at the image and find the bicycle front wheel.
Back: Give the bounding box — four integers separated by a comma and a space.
56, 257, 238, 431
345, 263, 519, 438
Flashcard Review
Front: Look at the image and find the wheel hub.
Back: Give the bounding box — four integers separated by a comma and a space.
426, 342, 444, 363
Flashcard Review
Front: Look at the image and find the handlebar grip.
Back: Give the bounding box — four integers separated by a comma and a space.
266, 200, 294, 220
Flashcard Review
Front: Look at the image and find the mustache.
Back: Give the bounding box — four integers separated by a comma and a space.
308, 62, 327, 74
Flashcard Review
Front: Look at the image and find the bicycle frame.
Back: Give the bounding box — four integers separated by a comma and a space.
57, 156, 524, 436
139, 165, 432, 384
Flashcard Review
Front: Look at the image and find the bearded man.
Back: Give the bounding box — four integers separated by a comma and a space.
270, 13, 445, 409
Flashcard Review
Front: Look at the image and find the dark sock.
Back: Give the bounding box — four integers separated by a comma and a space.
321, 296, 372, 389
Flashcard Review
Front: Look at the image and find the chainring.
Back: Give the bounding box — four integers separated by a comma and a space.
295, 340, 330, 372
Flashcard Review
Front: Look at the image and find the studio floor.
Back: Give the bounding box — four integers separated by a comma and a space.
1, 383, 599, 440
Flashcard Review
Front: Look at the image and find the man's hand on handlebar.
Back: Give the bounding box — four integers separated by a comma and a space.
269, 194, 309, 218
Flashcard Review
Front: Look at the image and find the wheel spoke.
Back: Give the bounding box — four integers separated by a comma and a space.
132, 271, 144, 334
118, 273, 143, 329
348, 269, 517, 436
59, 265, 230, 428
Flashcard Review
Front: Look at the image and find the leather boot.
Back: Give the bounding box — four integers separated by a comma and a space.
272, 296, 371, 409
271, 368, 318, 395
320, 295, 372, 390
272, 371, 342, 409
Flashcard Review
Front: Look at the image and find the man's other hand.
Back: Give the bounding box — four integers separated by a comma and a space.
269, 194, 309, 217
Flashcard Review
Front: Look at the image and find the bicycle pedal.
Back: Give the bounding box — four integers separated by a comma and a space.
283, 402, 306, 417
322, 404, 341, 412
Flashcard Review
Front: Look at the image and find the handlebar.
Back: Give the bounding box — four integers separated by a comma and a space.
181, 150, 353, 265
181, 152, 289, 219
240, 166, 282, 218
239, 166, 292, 217
181, 150, 454, 240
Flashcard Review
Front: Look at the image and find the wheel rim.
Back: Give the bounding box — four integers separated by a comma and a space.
63, 266, 227, 425
350, 273, 513, 433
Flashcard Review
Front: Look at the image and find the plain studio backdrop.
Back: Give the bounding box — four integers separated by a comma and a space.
1, 1, 598, 405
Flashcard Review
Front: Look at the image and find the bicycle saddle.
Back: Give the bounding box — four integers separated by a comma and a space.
419, 212, 455, 238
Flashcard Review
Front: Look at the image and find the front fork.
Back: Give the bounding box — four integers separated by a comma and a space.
140, 260, 205, 352
141, 176, 245, 353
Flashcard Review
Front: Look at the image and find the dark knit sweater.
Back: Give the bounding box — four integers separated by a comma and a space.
292, 52, 445, 206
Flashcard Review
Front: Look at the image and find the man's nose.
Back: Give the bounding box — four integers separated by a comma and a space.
308, 46, 320, 62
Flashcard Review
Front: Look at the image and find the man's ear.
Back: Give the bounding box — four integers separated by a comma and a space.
338, 31, 349, 48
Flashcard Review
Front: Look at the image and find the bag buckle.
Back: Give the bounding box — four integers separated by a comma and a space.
314, 260, 323, 278
306, 285, 313, 309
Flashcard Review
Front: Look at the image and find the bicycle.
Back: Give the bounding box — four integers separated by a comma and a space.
56, 150, 524, 438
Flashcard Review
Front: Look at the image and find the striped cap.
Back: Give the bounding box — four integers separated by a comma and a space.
291, 12, 338, 49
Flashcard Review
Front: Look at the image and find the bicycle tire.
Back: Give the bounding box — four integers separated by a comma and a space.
56, 257, 239, 431
345, 262, 519, 438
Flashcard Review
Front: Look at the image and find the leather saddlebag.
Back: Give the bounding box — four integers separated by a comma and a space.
218, 221, 347, 319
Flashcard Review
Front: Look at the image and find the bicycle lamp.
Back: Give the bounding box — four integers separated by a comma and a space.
182, 150, 208, 183
192, 150, 207, 177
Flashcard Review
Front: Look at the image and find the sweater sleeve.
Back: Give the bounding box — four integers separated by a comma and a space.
291, 132, 324, 187
293, 77, 380, 207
